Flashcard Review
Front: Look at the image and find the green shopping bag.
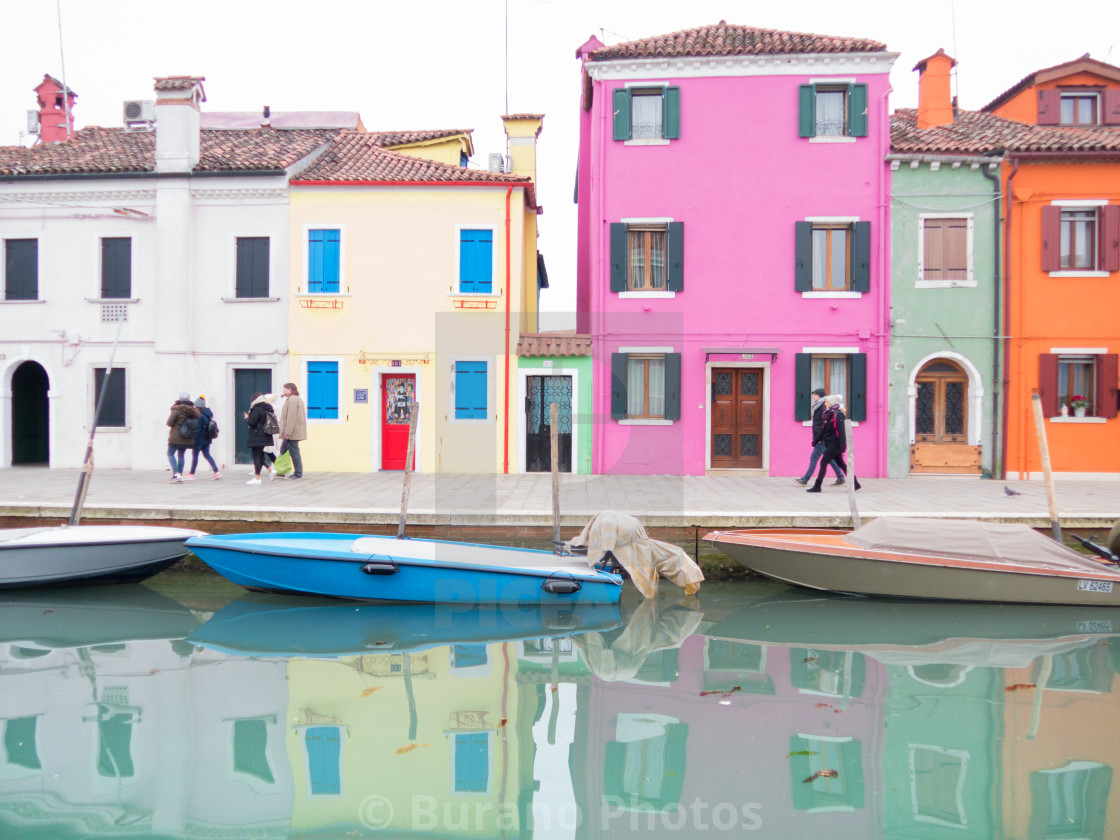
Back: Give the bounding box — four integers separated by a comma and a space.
273, 450, 294, 475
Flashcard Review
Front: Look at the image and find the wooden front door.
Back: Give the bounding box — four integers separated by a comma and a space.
711, 368, 763, 468
911, 360, 980, 473
381, 375, 416, 470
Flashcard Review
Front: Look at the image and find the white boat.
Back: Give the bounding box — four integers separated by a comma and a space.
0, 525, 206, 589
703, 517, 1120, 606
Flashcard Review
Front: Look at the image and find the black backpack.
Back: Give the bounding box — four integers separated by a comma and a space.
262, 410, 280, 436
178, 416, 199, 439
207, 418, 220, 440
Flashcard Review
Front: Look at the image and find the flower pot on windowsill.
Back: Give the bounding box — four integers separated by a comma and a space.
1074, 406, 1087, 417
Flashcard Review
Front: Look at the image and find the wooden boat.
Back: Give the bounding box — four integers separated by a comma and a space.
0, 524, 206, 589
703, 517, 1120, 606
184, 532, 624, 605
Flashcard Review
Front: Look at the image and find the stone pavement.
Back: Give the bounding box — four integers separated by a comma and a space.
1, 466, 1117, 530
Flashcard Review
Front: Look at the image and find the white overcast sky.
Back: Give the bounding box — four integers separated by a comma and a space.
3, 0, 1116, 327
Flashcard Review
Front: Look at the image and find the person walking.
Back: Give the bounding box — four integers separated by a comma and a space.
166, 392, 200, 483
278, 382, 307, 479
244, 392, 279, 485
806, 395, 861, 493
794, 387, 846, 486
185, 395, 222, 480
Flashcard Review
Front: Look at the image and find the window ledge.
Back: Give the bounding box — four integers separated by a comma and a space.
87, 297, 139, 304
624, 137, 670, 146
295, 293, 351, 298
448, 292, 501, 298
222, 296, 280, 303
808, 136, 857, 144
618, 290, 677, 299
449, 417, 492, 426
0, 299, 45, 304
1050, 416, 1107, 424
801, 291, 862, 299
916, 280, 977, 289
1048, 271, 1109, 278
618, 418, 673, 426
88, 425, 130, 433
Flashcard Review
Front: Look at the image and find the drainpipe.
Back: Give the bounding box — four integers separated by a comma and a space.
878, 84, 891, 477
504, 185, 512, 474
1002, 157, 1020, 479
980, 150, 1004, 479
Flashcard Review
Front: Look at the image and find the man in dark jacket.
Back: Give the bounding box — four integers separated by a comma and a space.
794, 388, 845, 486
166, 392, 200, 483
807, 396, 861, 493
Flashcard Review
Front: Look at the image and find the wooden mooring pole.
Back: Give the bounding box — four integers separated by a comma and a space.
1030, 393, 1063, 542
397, 400, 419, 539
550, 402, 561, 547
844, 416, 861, 530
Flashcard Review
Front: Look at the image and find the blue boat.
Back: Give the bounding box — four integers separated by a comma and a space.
184, 532, 624, 605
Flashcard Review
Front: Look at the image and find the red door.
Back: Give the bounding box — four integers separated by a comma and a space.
381, 375, 416, 470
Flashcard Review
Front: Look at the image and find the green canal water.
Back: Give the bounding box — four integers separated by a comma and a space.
2, 570, 1120, 839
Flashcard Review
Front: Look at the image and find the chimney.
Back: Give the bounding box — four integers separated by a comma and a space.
501, 114, 544, 182
153, 76, 206, 173
914, 49, 957, 130
33, 74, 77, 143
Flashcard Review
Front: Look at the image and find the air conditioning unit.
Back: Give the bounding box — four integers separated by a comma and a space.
488, 152, 507, 174
26, 111, 40, 134
122, 100, 155, 126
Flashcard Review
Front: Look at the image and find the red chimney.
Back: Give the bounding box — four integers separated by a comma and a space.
913, 49, 956, 130
34, 74, 77, 143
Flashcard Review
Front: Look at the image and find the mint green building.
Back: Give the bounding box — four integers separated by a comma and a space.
516, 332, 593, 474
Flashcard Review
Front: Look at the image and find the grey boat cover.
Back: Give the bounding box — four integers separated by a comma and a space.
574, 597, 703, 681
844, 517, 1111, 573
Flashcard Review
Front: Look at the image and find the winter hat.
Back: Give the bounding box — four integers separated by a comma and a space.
194, 396, 207, 408
825, 394, 844, 408
812, 387, 826, 398
178, 391, 191, 402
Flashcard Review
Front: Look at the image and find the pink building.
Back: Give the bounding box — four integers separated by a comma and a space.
576, 23, 898, 476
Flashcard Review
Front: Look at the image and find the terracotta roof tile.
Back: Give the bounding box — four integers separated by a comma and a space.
891, 108, 1120, 156
589, 21, 886, 61
364, 129, 473, 147
517, 331, 592, 357
154, 76, 205, 92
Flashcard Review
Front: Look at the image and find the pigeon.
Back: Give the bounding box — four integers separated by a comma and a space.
1004, 486, 1021, 496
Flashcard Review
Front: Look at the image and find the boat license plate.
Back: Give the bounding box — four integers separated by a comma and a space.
1077, 579, 1114, 593
1078, 620, 1113, 633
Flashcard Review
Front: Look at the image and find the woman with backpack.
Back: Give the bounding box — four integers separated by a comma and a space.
806, 395, 862, 493
244, 392, 279, 485
166, 392, 201, 483
185, 395, 222, 481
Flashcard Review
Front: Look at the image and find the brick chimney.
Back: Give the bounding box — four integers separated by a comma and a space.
154, 76, 206, 173
914, 49, 957, 130
33, 75, 77, 143
502, 114, 543, 182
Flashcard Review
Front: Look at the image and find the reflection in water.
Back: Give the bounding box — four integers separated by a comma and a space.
1, 584, 1119, 837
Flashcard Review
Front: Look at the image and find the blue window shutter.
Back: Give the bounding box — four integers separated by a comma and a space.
613, 88, 632, 141
454, 732, 489, 793
848, 354, 867, 422
309, 230, 340, 293
795, 354, 812, 420
459, 229, 493, 293
305, 726, 341, 795
848, 84, 868, 137
307, 362, 339, 419
794, 222, 813, 291
798, 85, 816, 137
850, 222, 871, 292
610, 354, 628, 420
455, 361, 487, 419
664, 353, 682, 420
662, 86, 681, 139
609, 223, 628, 292
667, 222, 684, 291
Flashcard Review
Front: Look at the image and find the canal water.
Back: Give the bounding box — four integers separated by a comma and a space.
2, 573, 1119, 839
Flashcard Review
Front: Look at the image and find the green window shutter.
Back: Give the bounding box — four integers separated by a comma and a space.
609, 223, 628, 292
662, 86, 681, 139
839, 740, 866, 808
612, 88, 631, 141
848, 353, 867, 422
794, 222, 813, 291
664, 353, 682, 420
850, 221, 871, 292
795, 354, 812, 420
798, 85, 816, 137
788, 736, 816, 809
847, 84, 868, 137
610, 353, 628, 419
667, 222, 684, 291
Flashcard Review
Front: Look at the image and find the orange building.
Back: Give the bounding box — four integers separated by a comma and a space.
984, 57, 1120, 477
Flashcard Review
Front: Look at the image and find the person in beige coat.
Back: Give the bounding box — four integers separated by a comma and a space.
278, 382, 307, 479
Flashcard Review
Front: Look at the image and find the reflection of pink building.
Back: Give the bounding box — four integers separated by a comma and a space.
572, 635, 887, 835
576, 23, 898, 475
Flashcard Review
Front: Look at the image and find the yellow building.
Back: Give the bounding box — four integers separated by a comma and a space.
288, 117, 544, 473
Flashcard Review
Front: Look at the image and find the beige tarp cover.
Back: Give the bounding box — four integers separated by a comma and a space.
573, 598, 704, 681
567, 511, 704, 598
844, 517, 1111, 573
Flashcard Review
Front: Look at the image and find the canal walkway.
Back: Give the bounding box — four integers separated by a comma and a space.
1, 466, 1117, 530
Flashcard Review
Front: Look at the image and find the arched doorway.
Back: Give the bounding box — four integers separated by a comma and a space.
910, 358, 980, 474
12, 361, 49, 465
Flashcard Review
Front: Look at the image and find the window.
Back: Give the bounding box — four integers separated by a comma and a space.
307, 229, 341, 293
4, 239, 38, 301
798, 83, 868, 138
453, 360, 488, 420
458, 228, 493, 293
1039, 88, 1120, 126
612, 86, 681, 141
306, 361, 339, 420
1039, 352, 1119, 418
94, 368, 126, 428
919, 216, 973, 286
610, 352, 681, 421
1061, 92, 1098, 125
609, 222, 683, 292
795, 221, 870, 293
101, 238, 131, 299
236, 237, 270, 298
795, 352, 868, 421
1041, 205, 1119, 273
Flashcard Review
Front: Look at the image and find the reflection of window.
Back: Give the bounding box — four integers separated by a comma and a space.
911, 745, 969, 827
453, 732, 490, 793
790, 648, 866, 697
789, 734, 864, 811
610, 352, 682, 422
604, 715, 687, 810
3, 716, 40, 770
703, 640, 775, 695
798, 84, 868, 138
451, 644, 488, 669
96, 702, 135, 778
233, 718, 274, 783
1034, 645, 1113, 692
1030, 761, 1112, 839
305, 726, 342, 796
612, 86, 681, 141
